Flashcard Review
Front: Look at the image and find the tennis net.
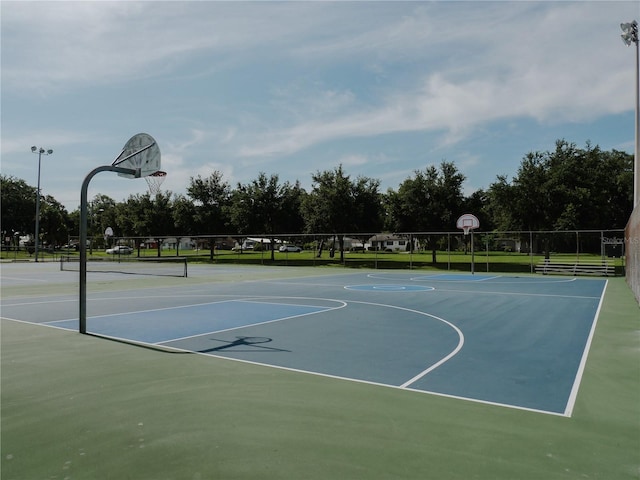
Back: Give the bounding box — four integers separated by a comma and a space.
60, 256, 188, 278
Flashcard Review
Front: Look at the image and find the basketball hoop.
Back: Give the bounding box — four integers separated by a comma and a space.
456, 213, 480, 275
113, 133, 161, 179
456, 213, 480, 235
145, 170, 166, 195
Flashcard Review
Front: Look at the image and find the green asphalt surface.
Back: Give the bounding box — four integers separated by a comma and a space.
1, 265, 638, 479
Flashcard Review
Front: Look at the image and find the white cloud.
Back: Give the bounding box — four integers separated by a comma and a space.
231, 1, 635, 159
2, 1, 637, 212
339, 154, 369, 168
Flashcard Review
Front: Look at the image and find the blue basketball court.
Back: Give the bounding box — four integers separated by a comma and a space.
0, 265, 607, 416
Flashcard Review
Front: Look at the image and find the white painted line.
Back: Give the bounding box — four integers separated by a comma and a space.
399, 316, 464, 388
157, 300, 346, 344
436, 288, 601, 300
1, 275, 52, 283
563, 280, 608, 417
183, 348, 567, 417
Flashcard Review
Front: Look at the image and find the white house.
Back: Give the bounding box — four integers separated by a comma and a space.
368, 234, 417, 252
161, 237, 195, 250
236, 237, 282, 250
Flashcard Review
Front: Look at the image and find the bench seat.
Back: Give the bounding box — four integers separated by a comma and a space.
535, 261, 614, 276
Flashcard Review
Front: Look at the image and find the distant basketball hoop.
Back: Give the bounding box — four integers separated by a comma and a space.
456, 213, 480, 235
456, 213, 480, 275
145, 170, 167, 195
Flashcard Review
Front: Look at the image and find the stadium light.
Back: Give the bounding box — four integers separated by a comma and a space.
31, 146, 54, 262
621, 20, 639, 206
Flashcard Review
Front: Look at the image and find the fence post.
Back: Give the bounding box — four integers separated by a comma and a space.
409, 233, 413, 270
486, 234, 489, 273
529, 231, 534, 273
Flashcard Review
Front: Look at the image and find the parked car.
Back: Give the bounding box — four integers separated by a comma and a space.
279, 245, 302, 253
106, 245, 133, 255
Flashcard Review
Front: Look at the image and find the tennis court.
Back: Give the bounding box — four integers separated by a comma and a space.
1, 262, 638, 479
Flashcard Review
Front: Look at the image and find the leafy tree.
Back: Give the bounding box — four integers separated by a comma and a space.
387, 162, 465, 231
487, 140, 633, 231
114, 192, 176, 254
485, 175, 515, 231
436, 161, 467, 228
39, 195, 70, 247
302, 165, 383, 261
545, 140, 632, 229
511, 152, 550, 231
464, 189, 493, 231
187, 172, 231, 234
113, 197, 137, 238
229, 173, 305, 260
386, 161, 465, 261
172, 194, 197, 235
278, 180, 307, 234
600, 149, 634, 227
0, 176, 72, 250
86, 194, 117, 246
0, 175, 36, 241
148, 192, 176, 236
2, 139, 631, 258
68, 209, 80, 240
228, 184, 258, 237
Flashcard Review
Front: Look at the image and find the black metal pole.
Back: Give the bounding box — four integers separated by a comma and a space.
79, 165, 136, 334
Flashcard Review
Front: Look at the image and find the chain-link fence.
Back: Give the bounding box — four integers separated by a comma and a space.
625, 208, 640, 302
53, 229, 626, 275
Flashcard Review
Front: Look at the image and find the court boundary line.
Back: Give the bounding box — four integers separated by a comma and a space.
0, 308, 566, 418
435, 288, 602, 300
367, 273, 580, 285
151, 333, 565, 417
1, 275, 52, 283
266, 278, 602, 300
563, 279, 609, 416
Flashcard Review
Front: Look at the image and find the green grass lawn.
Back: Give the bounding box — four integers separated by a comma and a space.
2, 246, 625, 276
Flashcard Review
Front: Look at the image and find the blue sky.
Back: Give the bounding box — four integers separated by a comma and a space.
2, 1, 638, 212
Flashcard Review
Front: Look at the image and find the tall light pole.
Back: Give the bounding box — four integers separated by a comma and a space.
31, 146, 53, 262
621, 20, 639, 207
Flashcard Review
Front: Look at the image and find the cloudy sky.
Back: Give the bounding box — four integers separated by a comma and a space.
1, 1, 638, 212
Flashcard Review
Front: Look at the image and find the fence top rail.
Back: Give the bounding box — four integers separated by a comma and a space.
69, 229, 626, 241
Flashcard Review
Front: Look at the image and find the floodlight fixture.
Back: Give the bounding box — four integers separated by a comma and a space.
621, 21, 638, 46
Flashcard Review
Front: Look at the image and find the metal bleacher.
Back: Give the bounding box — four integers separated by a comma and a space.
535, 259, 615, 276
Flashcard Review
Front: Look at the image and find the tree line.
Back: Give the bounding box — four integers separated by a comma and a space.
1, 140, 633, 258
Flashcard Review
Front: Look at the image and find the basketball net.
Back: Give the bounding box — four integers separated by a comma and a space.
462, 226, 471, 236
145, 170, 166, 195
